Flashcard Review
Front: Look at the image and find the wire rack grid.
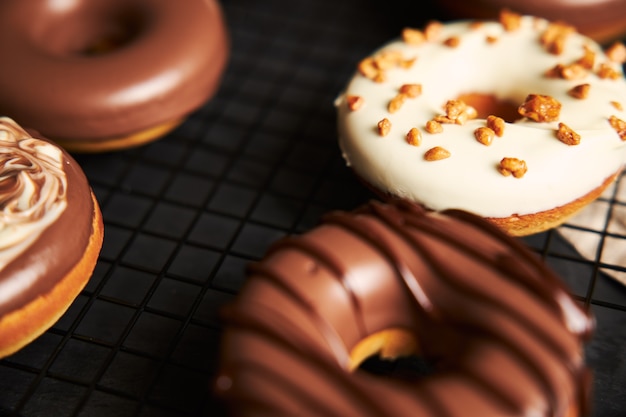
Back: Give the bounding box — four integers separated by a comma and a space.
0, 1, 624, 416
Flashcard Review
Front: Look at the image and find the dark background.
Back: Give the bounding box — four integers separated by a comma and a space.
1, 1, 625, 416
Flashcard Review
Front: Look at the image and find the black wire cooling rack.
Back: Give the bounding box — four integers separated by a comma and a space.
1, 1, 625, 416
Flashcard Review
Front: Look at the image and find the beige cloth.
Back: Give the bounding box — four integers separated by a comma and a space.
557, 176, 626, 286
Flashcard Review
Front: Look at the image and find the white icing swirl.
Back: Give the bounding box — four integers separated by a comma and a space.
337, 16, 626, 217
0, 117, 67, 273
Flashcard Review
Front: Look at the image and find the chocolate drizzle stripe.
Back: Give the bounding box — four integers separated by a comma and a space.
374, 204, 571, 414
220, 199, 593, 416
247, 262, 351, 367
322, 212, 436, 317
327, 201, 576, 415
445, 209, 593, 330
221, 301, 391, 416
267, 235, 368, 338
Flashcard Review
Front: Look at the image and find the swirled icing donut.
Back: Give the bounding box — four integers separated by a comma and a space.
336, 12, 626, 236
0, 117, 103, 358
216, 199, 594, 417
436, 0, 626, 44
0, 0, 228, 153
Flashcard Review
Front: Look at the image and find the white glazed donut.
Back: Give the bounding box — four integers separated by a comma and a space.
336, 11, 626, 236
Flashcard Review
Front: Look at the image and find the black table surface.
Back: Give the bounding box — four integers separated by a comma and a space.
1, 1, 625, 416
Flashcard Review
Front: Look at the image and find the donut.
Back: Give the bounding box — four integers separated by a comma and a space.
0, 0, 229, 153
336, 12, 626, 236
0, 117, 104, 358
216, 198, 594, 417
435, 0, 626, 44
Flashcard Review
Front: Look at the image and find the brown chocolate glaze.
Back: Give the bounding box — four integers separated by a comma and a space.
0, 0, 228, 143
436, 0, 626, 44
0, 121, 94, 316
217, 199, 594, 417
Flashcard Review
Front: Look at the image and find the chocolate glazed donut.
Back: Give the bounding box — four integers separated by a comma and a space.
0, 0, 228, 152
217, 199, 594, 417
436, 0, 626, 44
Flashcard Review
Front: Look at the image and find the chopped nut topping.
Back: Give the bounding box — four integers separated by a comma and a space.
443, 36, 461, 48
375, 50, 404, 70
597, 62, 621, 80
567, 84, 590, 99
499, 9, 522, 32
402, 27, 426, 45
576, 45, 596, 69
399, 83, 422, 98
358, 50, 416, 82
346, 95, 364, 111
425, 119, 443, 134
518, 94, 562, 122
474, 127, 495, 146
486, 35, 499, 44
435, 99, 478, 125
606, 41, 626, 63
609, 115, 626, 140
377, 118, 391, 136
486, 115, 505, 137
545, 63, 588, 80
358, 57, 379, 79
469, 21, 483, 30
406, 127, 422, 146
556, 122, 581, 145
424, 21, 443, 41
611, 101, 623, 111
424, 146, 450, 161
498, 157, 527, 178
388, 93, 407, 113
399, 57, 417, 69
540, 21, 576, 55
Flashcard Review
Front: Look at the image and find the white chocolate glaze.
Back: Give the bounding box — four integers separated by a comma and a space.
0, 117, 67, 305
337, 16, 626, 217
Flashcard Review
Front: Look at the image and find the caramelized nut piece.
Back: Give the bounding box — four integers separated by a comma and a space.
388, 94, 407, 113
606, 41, 626, 63
474, 127, 495, 146
486, 115, 505, 137
518, 94, 562, 122
346, 95, 364, 111
399, 83, 422, 98
609, 115, 626, 140
399, 57, 417, 69
486, 35, 499, 44
611, 101, 623, 111
438, 99, 477, 125
561, 63, 588, 80
443, 36, 461, 48
576, 45, 595, 69
377, 118, 391, 136
402, 27, 426, 45
540, 22, 575, 54
499, 9, 522, 32
425, 119, 443, 134
424, 146, 450, 161
406, 127, 422, 146
545, 63, 588, 80
556, 122, 581, 145
424, 21, 443, 41
568, 84, 590, 99
358, 58, 379, 79
498, 157, 527, 178
597, 63, 621, 80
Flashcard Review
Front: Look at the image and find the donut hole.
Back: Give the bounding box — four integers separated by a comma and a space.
456, 93, 521, 123
348, 328, 433, 381
350, 328, 433, 380
359, 354, 434, 381
31, 4, 151, 56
